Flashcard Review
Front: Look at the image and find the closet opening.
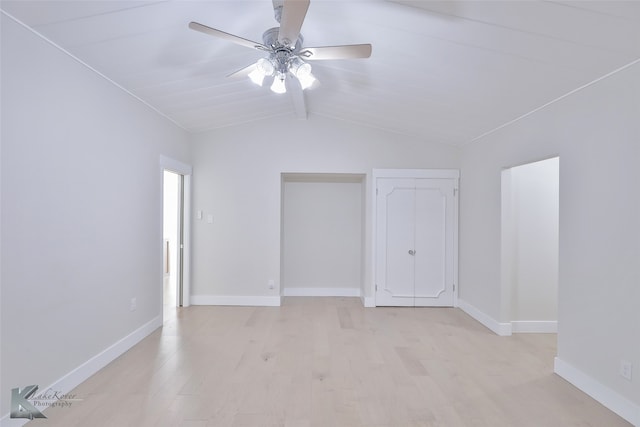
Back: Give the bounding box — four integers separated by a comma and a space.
281, 173, 366, 298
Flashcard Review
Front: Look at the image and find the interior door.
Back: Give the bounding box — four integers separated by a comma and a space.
375, 179, 415, 306
413, 179, 455, 306
375, 177, 456, 307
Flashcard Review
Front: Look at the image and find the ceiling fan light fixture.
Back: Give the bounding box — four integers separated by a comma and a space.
289, 57, 312, 78
248, 68, 266, 86
298, 72, 316, 90
256, 58, 275, 76
271, 74, 287, 94
189, 0, 372, 99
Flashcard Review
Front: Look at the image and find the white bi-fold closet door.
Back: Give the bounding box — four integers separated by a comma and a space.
374, 170, 458, 307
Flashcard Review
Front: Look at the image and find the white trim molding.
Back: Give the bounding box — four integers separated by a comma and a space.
458, 299, 513, 336
361, 296, 376, 308
372, 168, 460, 180
554, 357, 640, 426
283, 287, 361, 297
1, 316, 161, 426
511, 320, 558, 333
1, 11, 186, 131
190, 295, 282, 307
159, 155, 192, 175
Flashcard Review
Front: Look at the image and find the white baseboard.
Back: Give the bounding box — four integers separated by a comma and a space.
1, 316, 161, 427
283, 287, 361, 297
362, 295, 376, 308
512, 320, 558, 333
457, 299, 512, 336
554, 357, 639, 426
190, 295, 281, 306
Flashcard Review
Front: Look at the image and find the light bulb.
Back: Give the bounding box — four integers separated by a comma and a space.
270, 75, 287, 94
248, 68, 265, 86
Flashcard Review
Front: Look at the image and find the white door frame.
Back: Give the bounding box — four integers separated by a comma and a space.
372, 169, 459, 307
160, 155, 192, 310
500, 157, 559, 332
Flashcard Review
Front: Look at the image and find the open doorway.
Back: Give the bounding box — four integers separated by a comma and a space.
161, 156, 192, 322
163, 170, 181, 319
501, 157, 559, 333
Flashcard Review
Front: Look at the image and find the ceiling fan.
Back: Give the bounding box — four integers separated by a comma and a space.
188, 0, 372, 94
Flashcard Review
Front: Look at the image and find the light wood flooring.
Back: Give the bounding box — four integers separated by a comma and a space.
33, 297, 631, 426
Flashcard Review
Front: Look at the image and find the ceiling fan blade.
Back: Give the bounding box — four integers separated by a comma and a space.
300, 44, 372, 60
278, 0, 310, 47
227, 63, 257, 79
286, 77, 308, 120
189, 22, 268, 51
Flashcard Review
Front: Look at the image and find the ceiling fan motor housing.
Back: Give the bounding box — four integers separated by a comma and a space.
262, 27, 303, 51
262, 27, 305, 76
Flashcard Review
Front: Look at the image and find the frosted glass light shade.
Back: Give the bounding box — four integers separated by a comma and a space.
248, 68, 265, 86
298, 72, 316, 90
290, 58, 312, 78
257, 58, 275, 76
271, 76, 286, 94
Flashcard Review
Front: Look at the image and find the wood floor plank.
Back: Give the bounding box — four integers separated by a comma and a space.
28, 297, 632, 427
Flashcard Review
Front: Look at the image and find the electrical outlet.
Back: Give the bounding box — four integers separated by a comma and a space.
620, 360, 633, 381
130, 297, 137, 312
268, 280, 275, 290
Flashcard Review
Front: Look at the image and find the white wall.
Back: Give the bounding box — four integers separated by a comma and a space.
459, 61, 639, 418
504, 158, 559, 324
190, 115, 460, 304
282, 177, 363, 295
0, 15, 190, 418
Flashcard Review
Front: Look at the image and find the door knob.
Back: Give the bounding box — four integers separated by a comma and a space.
408, 250, 415, 256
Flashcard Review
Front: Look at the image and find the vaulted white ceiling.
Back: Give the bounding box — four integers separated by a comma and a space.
3, 0, 640, 146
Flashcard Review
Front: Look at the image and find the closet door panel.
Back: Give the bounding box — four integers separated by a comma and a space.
376, 179, 415, 306
374, 172, 458, 307
414, 179, 455, 306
